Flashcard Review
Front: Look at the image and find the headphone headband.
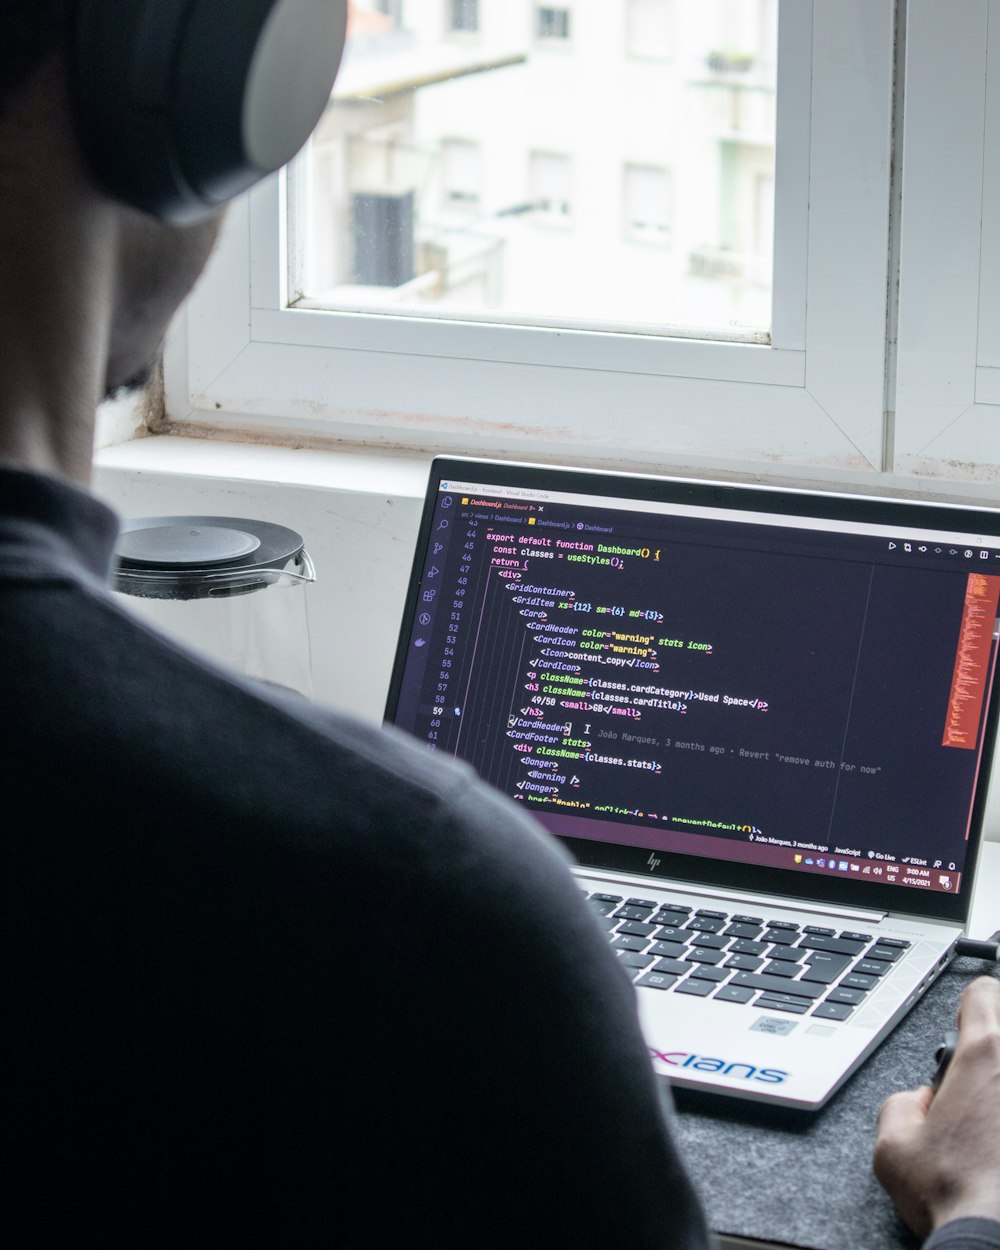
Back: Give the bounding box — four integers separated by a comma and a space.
72, 0, 348, 222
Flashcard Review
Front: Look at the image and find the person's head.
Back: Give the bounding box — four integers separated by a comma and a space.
0, 1, 347, 477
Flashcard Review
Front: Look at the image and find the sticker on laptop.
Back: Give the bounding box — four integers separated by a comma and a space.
751, 1017, 798, 1036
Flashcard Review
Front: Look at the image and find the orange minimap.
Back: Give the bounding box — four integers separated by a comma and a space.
942, 573, 1000, 750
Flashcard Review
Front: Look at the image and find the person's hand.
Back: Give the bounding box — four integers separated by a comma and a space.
873, 975, 1000, 1239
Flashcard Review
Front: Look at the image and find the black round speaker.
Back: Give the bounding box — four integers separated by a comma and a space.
114, 515, 311, 600
71, 0, 348, 222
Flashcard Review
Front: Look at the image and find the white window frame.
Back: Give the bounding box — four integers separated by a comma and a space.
894, 0, 1000, 485
165, 1, 894, 477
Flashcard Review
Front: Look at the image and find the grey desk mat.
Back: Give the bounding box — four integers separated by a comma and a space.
668, 958, 999, 1250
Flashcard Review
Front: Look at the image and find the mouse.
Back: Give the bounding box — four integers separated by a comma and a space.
931, 1028, 960, 1089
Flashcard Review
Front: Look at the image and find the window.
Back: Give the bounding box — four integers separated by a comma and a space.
351, 190, 415, 288
893, 0, 1000, 483
441, 138, 483, 211
449, 0, 479, 34
528, 150, 573, 223
626, 0, 673, 60
623, 163, 672, 246
536, 5, 571, 42
289, 2, 776, 334
167, 2, 897, 477
705, 0, 776, 77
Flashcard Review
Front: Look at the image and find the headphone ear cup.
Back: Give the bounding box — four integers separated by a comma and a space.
71, 0, 348, 223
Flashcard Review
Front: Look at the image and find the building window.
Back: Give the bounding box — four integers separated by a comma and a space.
626, 0, 673, 60
536, 5, 571, 42
449, 0, 479, 34
296, 0, 777, 334
529, 151, 573, 223
352, 191, 416, 287
441, 138, 483, 211
623, 164, 672, 246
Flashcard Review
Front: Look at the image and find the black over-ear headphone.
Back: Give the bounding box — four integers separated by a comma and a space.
71, 0, 348, 223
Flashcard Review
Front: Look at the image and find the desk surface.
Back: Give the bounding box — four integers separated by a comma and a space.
669, 842, 1000, 1250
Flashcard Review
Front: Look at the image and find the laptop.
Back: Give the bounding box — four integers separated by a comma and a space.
384, 456, 1000, 1109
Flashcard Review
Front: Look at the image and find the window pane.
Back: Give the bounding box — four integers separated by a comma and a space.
627, 0, 673, 60
297, 0, 777, 335
529, 150, 573, 221
623, 163, 672, 245
441, 138, 483, 209
449, 0, 479, 34
536, 6, 572, 42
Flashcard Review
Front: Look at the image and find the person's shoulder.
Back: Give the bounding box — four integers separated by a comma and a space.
27, 571, 593, 926
303, 703, 584, 906
91, 583, 577, 878
245, 684, 604, 955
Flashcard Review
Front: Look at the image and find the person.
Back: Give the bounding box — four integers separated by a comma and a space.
875, 976, 1000, 1247
0, 5, 998, 1248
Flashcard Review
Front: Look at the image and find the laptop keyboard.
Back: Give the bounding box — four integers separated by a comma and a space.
585, 892, 910, 1020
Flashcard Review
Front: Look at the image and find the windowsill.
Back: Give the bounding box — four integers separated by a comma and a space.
95, 425, 1000, 511
94, 433, 432, 499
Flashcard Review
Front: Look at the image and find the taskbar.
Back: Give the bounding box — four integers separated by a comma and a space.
533, 809, 963, 896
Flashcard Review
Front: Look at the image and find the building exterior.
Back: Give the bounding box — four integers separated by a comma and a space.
302, 0, 777, 335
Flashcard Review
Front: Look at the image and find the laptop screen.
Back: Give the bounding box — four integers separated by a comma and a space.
385, 458, 1000, 923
